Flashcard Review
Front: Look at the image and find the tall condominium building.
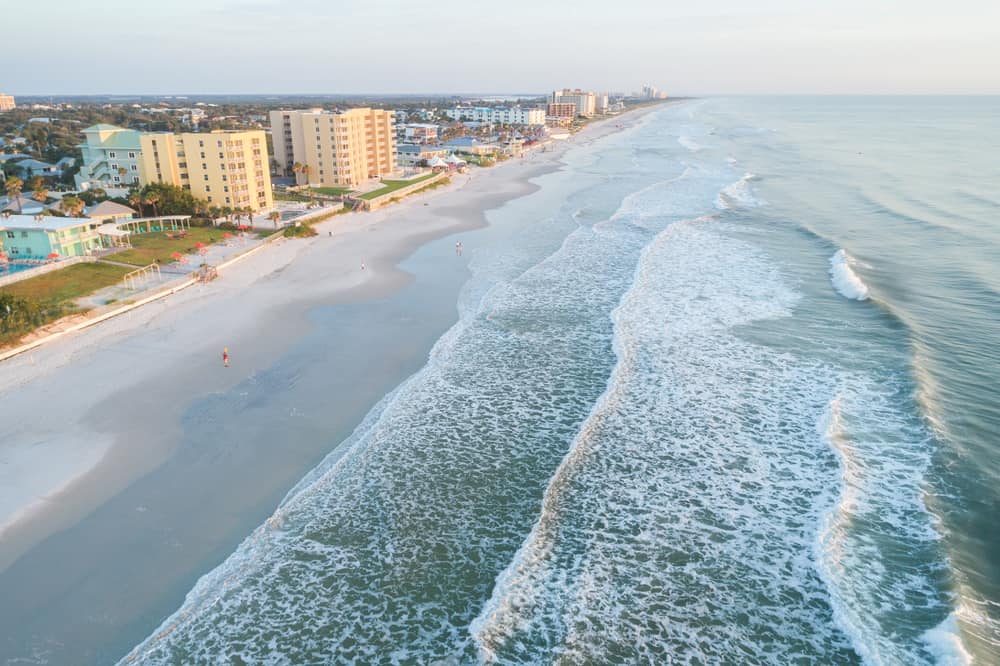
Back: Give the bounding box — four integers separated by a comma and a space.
0, 93, 15, 112
550, 89, 597, 117
444, 106, 546, 126
546, 103, 577, 120
269, 108, 396, 188
138, 130, 274, 211
75, 124, 143, 189
595, 93, 610, 114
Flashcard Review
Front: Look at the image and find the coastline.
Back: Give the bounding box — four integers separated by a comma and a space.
0, 104, 663, 663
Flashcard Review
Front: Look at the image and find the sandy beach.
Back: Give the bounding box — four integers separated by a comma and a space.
0, 108, 657, 663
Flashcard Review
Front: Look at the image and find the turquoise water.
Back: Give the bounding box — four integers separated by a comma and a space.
123, 98, 999, 664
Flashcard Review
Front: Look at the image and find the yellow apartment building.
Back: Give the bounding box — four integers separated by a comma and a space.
270, 108, 396, 188
138, 130, 274, 211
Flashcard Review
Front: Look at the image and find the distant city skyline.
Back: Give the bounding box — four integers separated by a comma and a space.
5, 0, 998, 95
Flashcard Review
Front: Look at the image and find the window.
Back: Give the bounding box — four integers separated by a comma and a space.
204, 175, 209, 181
207, 196, 213, 202
200, 152, 205, 159
109, 151, 116, 158
206, 186, 211, 192
202, 163, 207, 169
113, 175, 120, 182
217, 140, 223, 147
224, 185, 229, 192
4, 231, 12, 239
20, 231, 29, 238
199, 140, 204, 147
131, 165, 138, 171
225, 197, 231, 203
110, 163, 118, 171
128, 151, 136, 158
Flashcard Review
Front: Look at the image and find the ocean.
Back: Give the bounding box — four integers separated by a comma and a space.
122, 98, 999, 664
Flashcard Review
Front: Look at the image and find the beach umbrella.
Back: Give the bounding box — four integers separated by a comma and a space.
46, 252, 60, 259
171, 252, 183, 260
222, 232, 233, 238
194, 242, 206, 248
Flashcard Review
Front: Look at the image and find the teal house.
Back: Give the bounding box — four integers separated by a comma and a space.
0, 214, 105, 259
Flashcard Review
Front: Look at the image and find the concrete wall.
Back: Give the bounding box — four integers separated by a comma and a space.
349, 172, 448, 211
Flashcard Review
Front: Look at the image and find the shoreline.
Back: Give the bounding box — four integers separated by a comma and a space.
0, 104, 664, 662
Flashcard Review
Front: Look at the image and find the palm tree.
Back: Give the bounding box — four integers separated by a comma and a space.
4, 176, 23, 213
301, 165, 312, 185
32, 186, 48, 204
118, 167, 129, 184
292, 162, 303, 184
208, 205, 221, 226
28, 176, 44, 192
59, 195, 84, 217
143, 192, 160, 218
128, 191, 144, 216
268, 210, 281, 229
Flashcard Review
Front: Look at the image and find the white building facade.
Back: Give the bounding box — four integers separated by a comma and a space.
445, 106, 545, 126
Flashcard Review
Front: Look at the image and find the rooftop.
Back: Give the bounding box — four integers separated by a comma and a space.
0, 214, 94, 232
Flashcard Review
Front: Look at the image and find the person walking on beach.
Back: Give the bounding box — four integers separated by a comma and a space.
361, 262, 366, 271
222, 347, 229, 367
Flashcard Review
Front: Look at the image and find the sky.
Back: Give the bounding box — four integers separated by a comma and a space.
5, 0, 999, 95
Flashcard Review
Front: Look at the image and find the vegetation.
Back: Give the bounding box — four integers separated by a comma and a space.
310, 186, 353, 197
111, 227, 229, 266
0, 292, 66, 346
4, 176, 23, 211
282, 207, 347, 238
130, 182, 207, 216
1, 262, 131, 302
358, 173, 437, 200
273, 191, 312, 202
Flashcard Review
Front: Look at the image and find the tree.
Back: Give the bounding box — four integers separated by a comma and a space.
301, 164, 312, 185
268, 210, 281, 229
32, 186, 48, 204
4, 176, 22, 213
118, 167, 128, 183
128, 191, 144, 216
28, 176, 45, 192
143, 192, 160, 218
292, 162, 303, 184
59, 195, 84, 217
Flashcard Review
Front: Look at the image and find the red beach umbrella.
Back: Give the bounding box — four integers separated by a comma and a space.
194, 242, 206, 248
171, 252, 183, 260
46, 252, 60, 259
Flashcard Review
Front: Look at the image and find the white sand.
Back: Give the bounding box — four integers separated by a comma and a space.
0, 108, 659, 572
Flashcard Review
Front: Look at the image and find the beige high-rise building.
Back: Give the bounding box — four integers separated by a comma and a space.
0, 93, 15, 112
138, 130, 274, 212
270, 108, 396, 188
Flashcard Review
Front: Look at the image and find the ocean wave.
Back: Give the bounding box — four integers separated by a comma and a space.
714, 172, 764, 210
677, 135, 703, 152
829, 249, 870, 300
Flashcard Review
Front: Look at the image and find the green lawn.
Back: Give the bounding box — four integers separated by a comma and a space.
359, 173, 437, 200
311, 186, 353, 197
274, 191, 312, 202
0, 262, 131, 303
112, 227, 227, 266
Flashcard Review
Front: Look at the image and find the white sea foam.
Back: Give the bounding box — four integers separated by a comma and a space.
829, 249, 870, 300
677, 135, 703, 152
714, 172, 763, 209
921, 613, 973, 666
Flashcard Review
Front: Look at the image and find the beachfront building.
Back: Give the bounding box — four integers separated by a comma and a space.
397, 123, 440, 145
270, 108, 396, 188
0, 94, 14, 112
595, 93, 610, 114
396, 144, 448, 168
75, 124, 143, 190
0, 214, 105, 258
444, 137, 499, 156
137, 130, 274, 212
84, 200, 137, 223
550, 89, 597, 117
444, 106, 545, 126
547, 102, 577, 121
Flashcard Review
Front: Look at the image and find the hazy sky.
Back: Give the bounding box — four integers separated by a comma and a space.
6, 0, 998, 95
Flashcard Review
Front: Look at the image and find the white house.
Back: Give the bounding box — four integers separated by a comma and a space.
445, 106, 545, 126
